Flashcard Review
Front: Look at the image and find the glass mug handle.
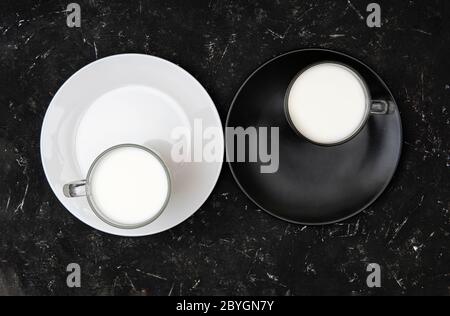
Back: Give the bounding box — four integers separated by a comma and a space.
63, 180, 87, 198
370, 100, 390, 115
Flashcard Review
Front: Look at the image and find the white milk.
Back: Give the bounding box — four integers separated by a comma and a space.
89, 147, 170, 227
287, 63, 368, 145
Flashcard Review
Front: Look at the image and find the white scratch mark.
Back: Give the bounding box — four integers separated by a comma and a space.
2, 26, 11, 35
14, 183, 29, 213
124, 273, 137, 292
404, 87, 409, 100
393, 273, 405, 289
220, 44, 229, 61
94, 41, 98, 59
168, 283, 174, 296
135, 269, 167, 281
389, 217, 409, 244
413, 29, 432, 36
267, 25, 291, 40
24, 33, 34, 45
41, 48, 53, 59
266, 272, 279, 282
419, 195, 425, 207
421, 72, 424, 102
347, 0, 364, 20
5, 196, 11, 212
191, 280, 200, 289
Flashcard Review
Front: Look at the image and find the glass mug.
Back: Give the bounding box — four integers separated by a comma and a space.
284, 62, 392, 146
64, 144, 171, 229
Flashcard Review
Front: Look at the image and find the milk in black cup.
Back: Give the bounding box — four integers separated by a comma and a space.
285, 62, 390, 146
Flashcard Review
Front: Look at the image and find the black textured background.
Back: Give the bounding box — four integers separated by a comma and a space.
0, 0, 449, 296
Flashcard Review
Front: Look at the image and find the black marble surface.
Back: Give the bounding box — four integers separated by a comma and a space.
0, 0, 448, 296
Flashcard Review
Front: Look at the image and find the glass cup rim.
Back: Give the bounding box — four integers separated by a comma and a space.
284, 61, 373, 146
84, 144, 172, 230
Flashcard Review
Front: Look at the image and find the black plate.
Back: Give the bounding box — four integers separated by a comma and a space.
226, 49, 402, 225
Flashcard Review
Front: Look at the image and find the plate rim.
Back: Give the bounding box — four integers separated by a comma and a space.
40, 53, 224, 236
226, 48, 403, 226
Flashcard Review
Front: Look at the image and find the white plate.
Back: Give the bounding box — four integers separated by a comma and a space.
41, 54, 224, 236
